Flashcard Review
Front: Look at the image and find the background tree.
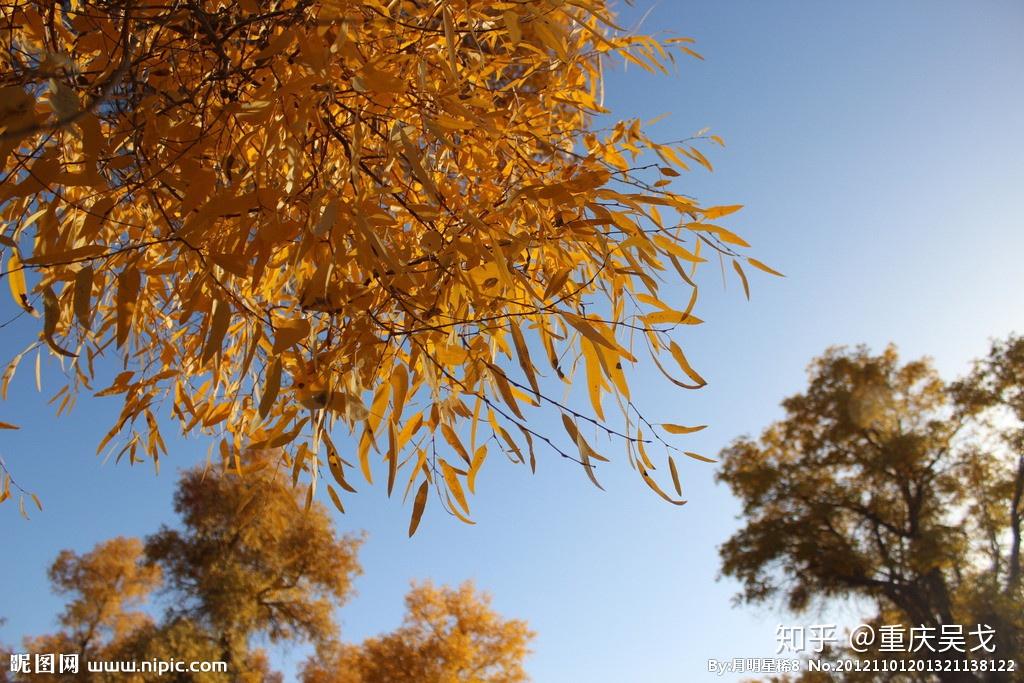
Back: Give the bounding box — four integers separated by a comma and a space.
301, 581, 533, 683
5, 455, 533, 681
142, 455, 363, 670
952, 336, 1024, 597
6, 457, 362, 681
0, 0, 778, 529
717, 339, 1023, 682
109, 618, 281, 683
23, 537, 161, 664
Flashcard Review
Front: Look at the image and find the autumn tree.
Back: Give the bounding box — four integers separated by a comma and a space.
717, 340, 1024, 682
951, 336, 1024, 597
0, 0, 778, 529
7, 458, 361, 681
21, 537, 161, 667
142, 455, 363, 670
301, 581, 533, 683
6, 454, 534, 680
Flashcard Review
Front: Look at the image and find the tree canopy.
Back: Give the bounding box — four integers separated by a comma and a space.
3, 458, 532, 681
22, 537, 162, 666
301, 582, 533, 683
717, 338, 1024, 681
0, 0, 778, 530
143, 456, 363, 669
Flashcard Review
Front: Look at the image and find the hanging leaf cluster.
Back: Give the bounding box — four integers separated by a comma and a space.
0, 0, 780, 531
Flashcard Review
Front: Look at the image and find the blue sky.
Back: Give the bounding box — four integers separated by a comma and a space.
2, 1, 1022, 681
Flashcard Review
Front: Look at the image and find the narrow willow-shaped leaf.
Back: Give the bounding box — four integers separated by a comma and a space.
669, 456, 682, 496
6, 254, 28, 311
258, 358, 282, 419
662, 423, 706, 435
408, 479, 429, 537
441, 459, 469, 515
73, 266, 93, 331
327, 484, 345, 514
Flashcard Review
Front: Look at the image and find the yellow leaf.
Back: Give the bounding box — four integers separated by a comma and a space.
637, 429, 655, 470
408, 479, 429, 537
431, 113, 473, 131
686, 222, 751, 248
258, 358, 282, 419
669, 456, 682, 496
116, 268, 140, 348
489, 365, 525, 420
42, 287, 76, 357
420, 230, 443, 254
201, 299, 231, 364
652, 235, 705, 263
366, 381, 391, 435
561, 413, 605, 490
272, 318, 310, 354
669, 341, 707, 387
582, 339, 606, 421
732, 259, 750, 300
387, 422, 398, 497
542, 268, 571, 301
684, 451, 717, 463
440, 423, 470, 464
357, 429, 374, 485
324, 440, 356, 496
640, 310, 704, 326
509, 323, 540, 397
748, 258, 785, 277
390, 365, 409, 424
563, 312, 618, 351
702, 204, 743, 220
661, 423, 706, 435
24, 245, 107, 265
680, 46, 704, 60
327, 484, 345, 514
683, 145, 712, 170
503, 10, 522, 44
442, 5, 458, 76
435, 344, 468, 365
640, 466, 686, 505
6, 254, 29, 311
467, 445, 487, 494
73, 266, 93, 331
441, 458, 469, 515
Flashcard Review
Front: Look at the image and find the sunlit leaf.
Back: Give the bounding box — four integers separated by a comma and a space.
409, 479, 429, 537
661, 423, 706, 435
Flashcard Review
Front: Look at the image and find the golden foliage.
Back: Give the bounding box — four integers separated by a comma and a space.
145, 457, 363, 651
301, 581, 533, 683
8, 462, 531, 682
45, 537, 163, 646
717, 340, 1024, 669
0, 1, 777, 528
10, 460, 362, 682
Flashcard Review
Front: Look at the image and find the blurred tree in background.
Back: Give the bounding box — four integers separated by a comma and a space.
21, 537, 162, 668
2, 458, 531, 681
719, 336, 1023, 682
301, 582, 533, 683
143, 459, 362, 669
